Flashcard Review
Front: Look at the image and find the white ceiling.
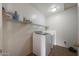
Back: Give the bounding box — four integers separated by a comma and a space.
31, 3, 77, 17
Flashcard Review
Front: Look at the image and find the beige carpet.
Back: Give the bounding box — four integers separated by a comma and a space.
49, 45, 77, 56
28, 45, 77, 56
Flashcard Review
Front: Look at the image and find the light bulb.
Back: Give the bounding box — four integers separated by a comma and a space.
51, 7, 56, 12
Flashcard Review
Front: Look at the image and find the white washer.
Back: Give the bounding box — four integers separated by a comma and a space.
33, 32, 46, 56
33, 31, 53, 56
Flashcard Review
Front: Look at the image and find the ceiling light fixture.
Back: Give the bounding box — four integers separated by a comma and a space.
51, 7, 56, 12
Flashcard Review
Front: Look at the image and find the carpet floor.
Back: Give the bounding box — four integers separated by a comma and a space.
28, 45, 77, 56
49, 45, 77, 56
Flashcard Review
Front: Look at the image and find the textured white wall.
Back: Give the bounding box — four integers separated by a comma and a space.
46, 6, 77, 48
4, 3, 45, 26
2, 3, 45, 56
77, 3, 79, 56
3, 3, 46, 31
0, 3, 2, 50
0, 4, 2, 28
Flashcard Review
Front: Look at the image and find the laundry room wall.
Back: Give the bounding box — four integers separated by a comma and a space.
2, 3, 45, 56
46, 6, 77, 48
0, 3, 2, 51
78, 3, 79, 56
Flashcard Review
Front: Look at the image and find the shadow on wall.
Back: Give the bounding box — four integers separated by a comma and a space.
19, 33, 33, 56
